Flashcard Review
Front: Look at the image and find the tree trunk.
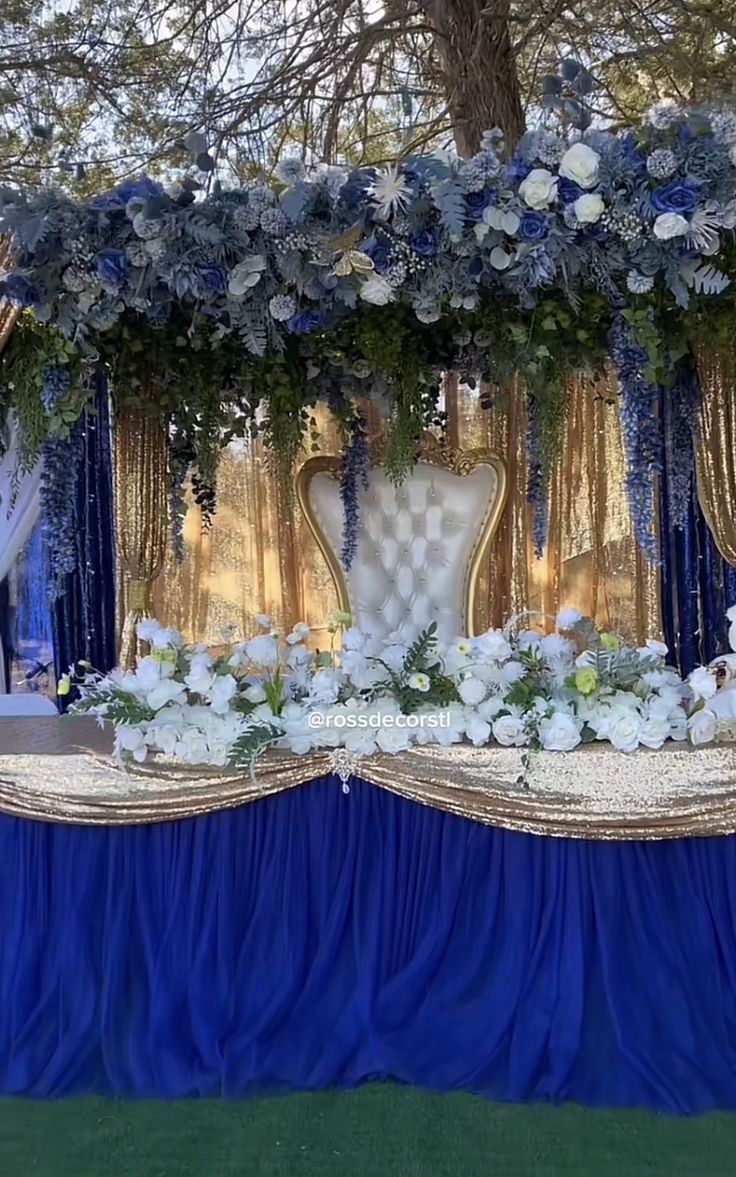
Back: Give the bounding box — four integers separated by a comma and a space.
422, 0, 525, 158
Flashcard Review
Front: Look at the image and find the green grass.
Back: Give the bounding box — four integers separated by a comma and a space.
0, 1087, 733, 1177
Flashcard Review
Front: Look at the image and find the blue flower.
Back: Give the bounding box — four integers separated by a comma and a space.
196, 262, 227, 294
287, 311, 323, 335
651, 181, 699, 214
95, 249, 128, 287
520, 211, 549, 240
363, 239, 392, 273
1, 273, 42, 307
410, 230, 439, 258
558, 177, 584, 206
506, 154, 532, 183
464, 189, 497, 222
90, 177, 163, 212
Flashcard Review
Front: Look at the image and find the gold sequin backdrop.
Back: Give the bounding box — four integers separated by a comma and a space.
152, 371, 663, 645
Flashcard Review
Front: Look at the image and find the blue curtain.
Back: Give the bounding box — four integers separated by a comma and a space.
659, 360, 736, 675
52, 371, 117, 698
1, 775, 736, 1113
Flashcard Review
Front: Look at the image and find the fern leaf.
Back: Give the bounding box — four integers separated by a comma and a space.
431, 180, 466, 237
684, 262, 731, 296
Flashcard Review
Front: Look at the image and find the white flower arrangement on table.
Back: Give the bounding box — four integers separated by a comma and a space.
65, 608, 736, 770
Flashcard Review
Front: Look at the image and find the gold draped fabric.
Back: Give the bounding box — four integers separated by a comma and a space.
3, 717, 736, 840
155, 372, 662, 646
115, 405, 169, 666
696, 345, 736, 568
0, 245, 18, 356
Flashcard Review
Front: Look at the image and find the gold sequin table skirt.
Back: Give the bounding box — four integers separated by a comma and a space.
2, 717, 736, 840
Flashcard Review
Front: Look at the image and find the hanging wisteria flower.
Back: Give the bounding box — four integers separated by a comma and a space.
40, 365, 70, 414
368, 166, 412, 218
268, 294, 296, 321
275, 156, 306, 185
340, 410, 369, 569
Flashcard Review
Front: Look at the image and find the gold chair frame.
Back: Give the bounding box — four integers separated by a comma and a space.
296, 436, 508, 636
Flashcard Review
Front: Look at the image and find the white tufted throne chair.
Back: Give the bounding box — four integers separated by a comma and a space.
296, 438, 507, 643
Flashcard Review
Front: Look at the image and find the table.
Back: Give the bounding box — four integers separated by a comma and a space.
1, 719, 736, 1111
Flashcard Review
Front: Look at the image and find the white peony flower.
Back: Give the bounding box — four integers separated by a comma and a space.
653, 213, 689, 240
708, 688, 736, 720
538, 712, 582, 752
492, 714, 528, 747
559, 143, 600, 189
147, 722, 181, 758
556, 608, 583, 629
457, 676, 488, 705
608, 712, 641, 753
688, 709, 717, 747
381, 643, 409, 672
147, 679, 187, 711
341, 627, 366, 652
644, 638, 669, 658
688, 666, 718, 700
477, 695, 509, 721
376, 725, 412, 754
137, 619, 162, 642
309, 668, 342, 704
244, 682, 267, 704
150, 626, 183, 650
474, 630, 512, 661
207, 674, 238, 714
669, 714, 688, 741
408, 672, 431, 692
573, 193, 604, 223
245, 634, 280, 668
115, 726, 148, 762
185, 664, 215, 695
359, 274, 396, 305
465, 716, 492, 747
134, 658, 169, 690
286, 622, 311, 645
519, 168, 558, 209
638, 716, 671, 750
175, 730, 211, 765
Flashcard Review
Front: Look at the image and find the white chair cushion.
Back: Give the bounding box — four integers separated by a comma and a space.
0, 695, 58, 717
309, 461, 498, 643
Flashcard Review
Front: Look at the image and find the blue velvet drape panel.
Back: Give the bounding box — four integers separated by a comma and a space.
1, 775, 736, 1112
52, 371, 117, 699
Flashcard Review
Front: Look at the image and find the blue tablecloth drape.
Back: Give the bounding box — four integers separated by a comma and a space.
1, 774, 736, 1112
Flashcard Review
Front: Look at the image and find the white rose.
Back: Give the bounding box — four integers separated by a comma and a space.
492, 714, 528, 747
359, 275, 396, 305
688, 709, 717, 747
653, 213, 689, 240
573, 193, 604, 224
465, 716, 492, 747
638, 716, 671, 750
559, 143, 600, 189
538, 712, 582, 752
608, 712, 641, 753
518, 168, 558, 209
556, 608, 582, 629
458, 676, 488, 705
376, 726, 412, 754
688, 666, 718, 701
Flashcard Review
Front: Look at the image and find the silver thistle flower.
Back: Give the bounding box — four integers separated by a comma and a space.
710, 111, 736, 146
626, 271, 655, 294
644, 99, 683, 130
646, 148, 678, 180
